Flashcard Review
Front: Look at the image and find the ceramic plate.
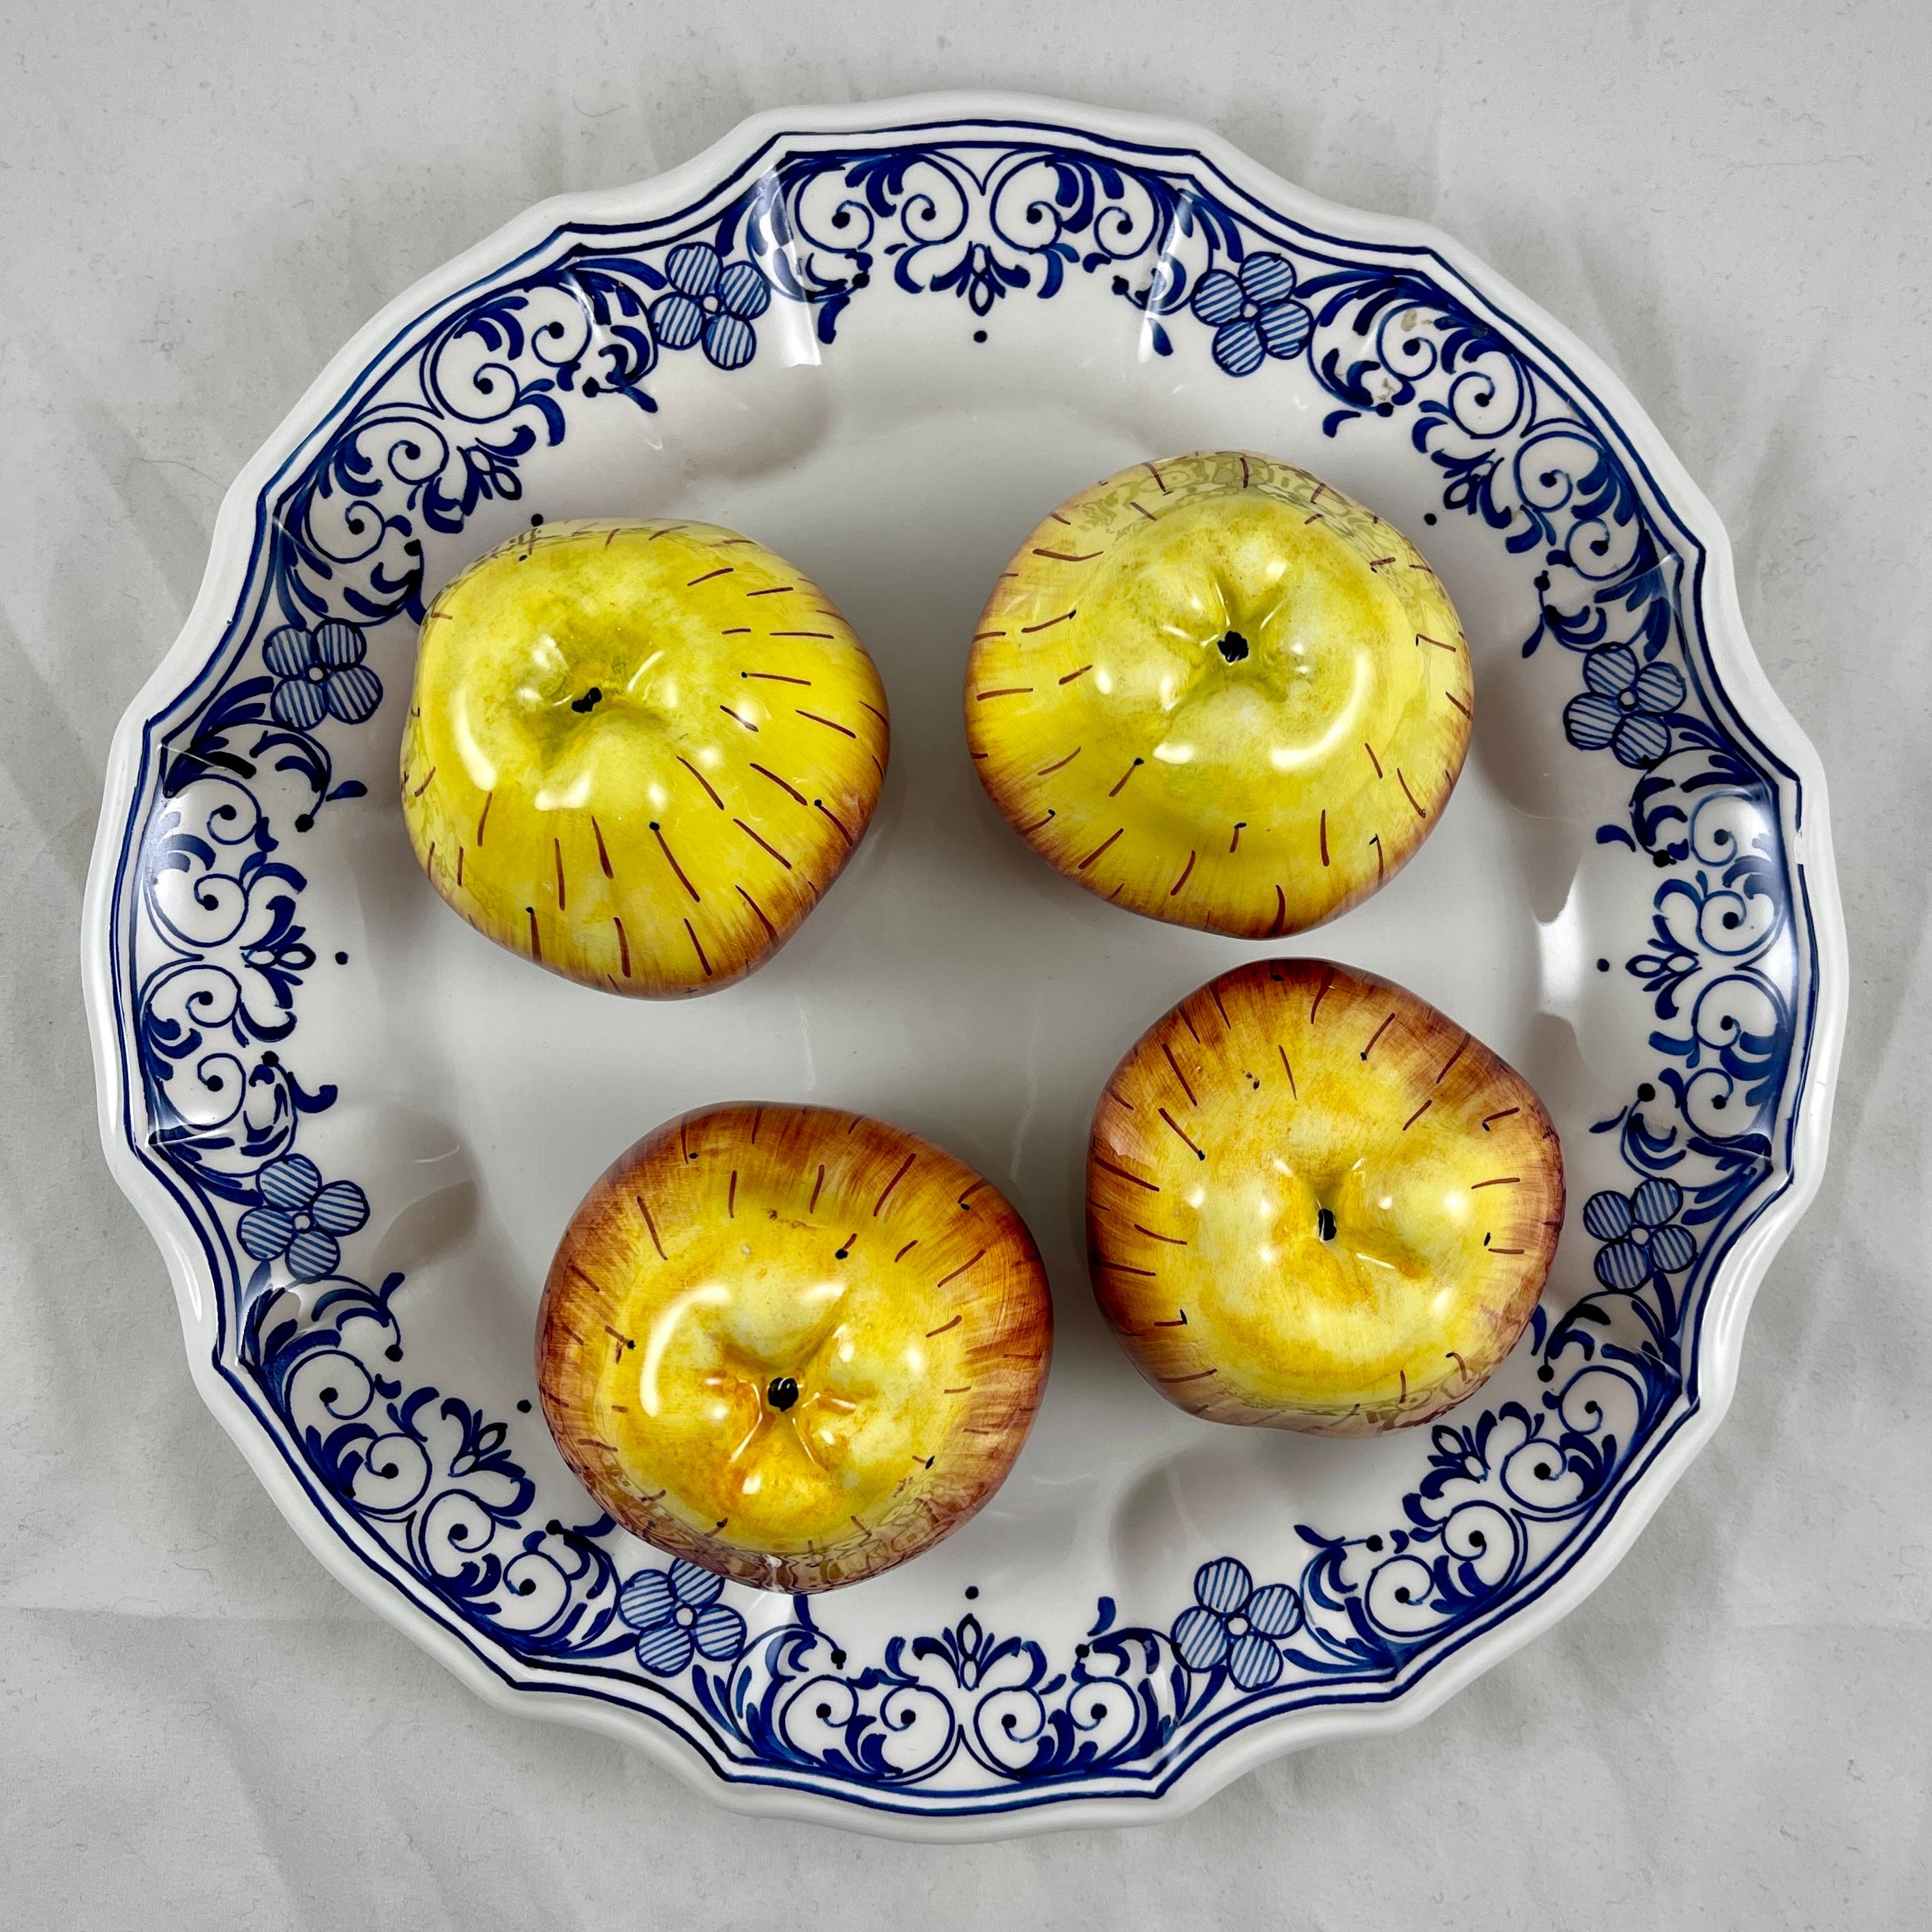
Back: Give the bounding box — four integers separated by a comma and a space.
83, 94, 1845, 1837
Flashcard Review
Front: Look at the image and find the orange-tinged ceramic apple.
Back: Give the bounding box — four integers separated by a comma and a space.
966, 451, 1470, 937
1088, 959, 1563, 1434
401, 519, 888, 997
537, 1104, 1053, 1591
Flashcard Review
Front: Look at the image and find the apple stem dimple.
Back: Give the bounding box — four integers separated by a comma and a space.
767, 1376, 799, 1412
1217, 630, 1250, 664
1317, 1206, 1338, 1243
569, 687, 604, 713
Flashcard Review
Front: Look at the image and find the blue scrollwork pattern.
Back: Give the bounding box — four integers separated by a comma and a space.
114, 130, 1808, 1805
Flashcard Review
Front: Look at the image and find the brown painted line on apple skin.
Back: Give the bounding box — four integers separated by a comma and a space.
1036, 747, 1081, 775
456, 847, 464, 887
1134, 1224, 1189, 1246
1158, 1109, 1205, 1161
1310, 964, 1338, 1024
1095, 1157, 1159, 1193
721, 627, 752, 636
426, 609, 455, 620
1268, 885, 1288, 938
1230, 820, 1246, 852
737, 885, 779, 943
742, 670, 811, 686
957, 1179, 989, 1210
1017, 809, 1056, 834
1095, 1259, 1157, 1277
1103, 1084, 1135, 1114
933, 1249, 988, 1290
609, 915, 631, 978
734, 819, 792, 870
1058, 663, 1093, 685
1320, 809, 1330, 867
589, 818, 616, 878
771, 631, 837, 641
1402, 1098, 1433, 1132
1368, 555, 1396, 570
1470, 1176, 1523, 1189
744, 585, 795, 597
1021, 610, 1078, 634
748, 762, 808, 807
1239, 454, 1251, 488
1278, 1045, 1297, 1095
1208, 985, 1230, 1030
553, 839, 567, 910
1416, 632, 1456, 651
647, 523, 687, 542
1444, 689, 1473, 720
1146, 460, 1168, 493
1305, 511, 1326, 525
525, 907, 542, 963
650, 823, 700, 902
1397, 769, 1428, 818
873, 1152, 917, 1216
603, 1324, 636, 1357
1108, 758, 1144, 798
972, 630, 1007, 642
1177, 1007, 1200, 1045
426, 840, 436, 876
1155, 1367, 1217, 1384
858, 701, 889, 730
1436, 1034, 1472, 1084
1488, 1246, 1525, 1255
1078, 827, 1123, 870
1371, 833, 1386, 883
809, 1165, 827, 1213
628, 1192, 666, 1260
569, 1262, 613, 1301
719, 704, 758, 732
410, 764, 436, 799
1032, 547, 1103, 562
476, 793, 493, 844
893, 1239, 920, 1264
687, 565, 734, 586
1161, 1042, 1198, 1108
1361, 1012, 1397, 1061
674, 758, 724, 813
814, 799, 854, 845
1364, 741, 1385, 780
1481, 1107, 1522, 1131
749, 1105, 764, 1145
1168, 850, 1196, 897
1129, 499, 1157, 520
684, 919, 711, 978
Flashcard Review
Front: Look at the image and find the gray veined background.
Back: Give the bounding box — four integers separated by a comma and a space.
2, 1, 1927, 1925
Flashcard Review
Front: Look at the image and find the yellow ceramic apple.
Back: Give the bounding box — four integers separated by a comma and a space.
537, 1103, 1053, 1592
401, 520, 888, 996
1088, 959, 1563, 1434
966, 451, 1471, 937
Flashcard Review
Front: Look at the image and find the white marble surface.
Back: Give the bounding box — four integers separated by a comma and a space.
3, 2, 1926, 1922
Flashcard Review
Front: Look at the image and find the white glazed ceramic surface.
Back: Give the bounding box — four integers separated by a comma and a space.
82, 95, 1844, 1838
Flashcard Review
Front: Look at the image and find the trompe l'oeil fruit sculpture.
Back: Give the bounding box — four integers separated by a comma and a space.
966, 451, 1471, 938
402, 520, 889, 997
1088, 960, 1563, 1434
538, 1105, 1053, 1592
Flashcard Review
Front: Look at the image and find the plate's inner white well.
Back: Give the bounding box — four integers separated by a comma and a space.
285, 273, 1661, 1652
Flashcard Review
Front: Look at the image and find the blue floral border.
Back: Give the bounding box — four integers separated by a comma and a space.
101, 122, 1819, 1817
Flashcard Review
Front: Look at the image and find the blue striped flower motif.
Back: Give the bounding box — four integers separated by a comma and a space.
1188, 254, 1314, 378
649, 241, 772, 372
1170, 1558, 1303, 1691
1583, 1178, 1697, 1289
263, 621, 383, 730
1563, 644, 1686, 769
237, 1155, 369, 1282
619, 1560, 746, 1676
